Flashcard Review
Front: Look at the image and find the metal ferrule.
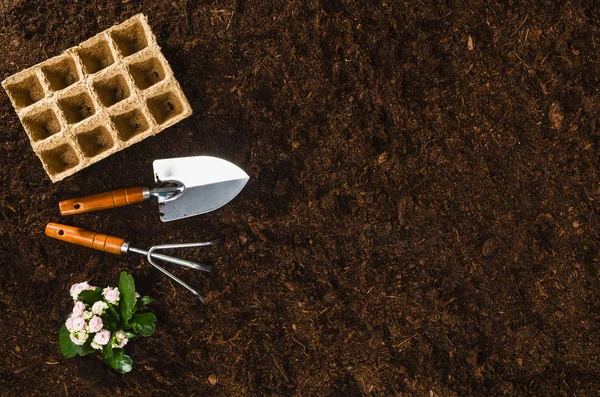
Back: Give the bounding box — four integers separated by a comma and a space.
120, 241, 130, 255
142, 187, 150, 200
149, 180, 185, 202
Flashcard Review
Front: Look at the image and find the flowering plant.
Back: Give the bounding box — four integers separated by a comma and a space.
59, 272, 156, 373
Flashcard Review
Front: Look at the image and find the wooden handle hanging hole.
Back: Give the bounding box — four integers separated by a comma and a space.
45, 222, 126, 255
73, 204, 80, 209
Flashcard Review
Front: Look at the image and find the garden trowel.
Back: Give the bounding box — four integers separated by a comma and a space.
59, 156, 249, 222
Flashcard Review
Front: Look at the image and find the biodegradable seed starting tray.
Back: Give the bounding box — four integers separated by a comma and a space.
2, 14, 192, 182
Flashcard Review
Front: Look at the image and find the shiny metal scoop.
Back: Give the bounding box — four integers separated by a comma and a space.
153, 156, 249, 222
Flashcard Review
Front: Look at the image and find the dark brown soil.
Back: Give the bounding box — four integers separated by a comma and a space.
1, 1, 600, 395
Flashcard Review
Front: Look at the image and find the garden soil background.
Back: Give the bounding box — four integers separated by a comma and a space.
1, 0, 600, 395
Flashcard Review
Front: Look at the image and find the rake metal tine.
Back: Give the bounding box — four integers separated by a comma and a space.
144, 238, 223, 272
141, 238, 224, 302
146, 252, 206, 303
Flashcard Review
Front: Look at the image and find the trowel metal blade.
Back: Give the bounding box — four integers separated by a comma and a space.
153, 156, 249, 222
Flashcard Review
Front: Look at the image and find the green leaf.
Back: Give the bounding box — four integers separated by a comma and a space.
124, 331, 137, 339
102, 341, 113, 360
59, 324, 77, 358
77, 288, 102, 304
133, 296, 153, 313
104, 349, 133, 374
103, 320, 118, 332
107, 305, 120, 322
59, 324, 95, 358
102, 305, 121, 331
118, 272, 136, 324
131, 312, 157, 337
78, 341, 96, 356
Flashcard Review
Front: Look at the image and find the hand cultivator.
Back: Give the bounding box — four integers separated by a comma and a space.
46, 222, 221, 303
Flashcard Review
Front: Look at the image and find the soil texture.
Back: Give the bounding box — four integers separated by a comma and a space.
1, 0, 600, 395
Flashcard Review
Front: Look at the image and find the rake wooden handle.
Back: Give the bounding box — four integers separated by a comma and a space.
45, 223, 127, 255
59, 187, 148, 215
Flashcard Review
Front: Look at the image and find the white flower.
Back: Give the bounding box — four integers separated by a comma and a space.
82, 311, 93, 320
91, 301, 108, 315
70, 282, 89, 300
90, 341, 102, 350
70, 331, 88, 346
113, 337, 128, 349
65, 317, 75, 333
72, 301, 85, 318
70, 282, 95, 301
111, 330, 129, 348
93, 329, 111, 346
72, 317, 86, 332
112, 330, 128, 348
88, 316, 103, 333
102, 287, 120, 304
114, 330, 126, 341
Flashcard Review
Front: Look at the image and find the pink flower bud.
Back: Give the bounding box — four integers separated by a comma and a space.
70, 282, 95, 300
93, 329, 111, 346
70, 331, 88, 346
102, 287, 120, 304
91, 341, 102, 350
115, 337, 128, 348
72, 317, 86, 332
65, 317, 75, 333
88, 316, 103, 333
72, 301, 85, 318
114, 330, 126, 341
91, 301, 108, 315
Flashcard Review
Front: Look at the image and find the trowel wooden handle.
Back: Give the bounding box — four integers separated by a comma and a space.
59, 187, 148, 215
45, 223, 127, 255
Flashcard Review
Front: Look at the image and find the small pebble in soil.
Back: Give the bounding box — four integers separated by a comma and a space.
378, 152, 389, 164
208, 374, 218, 385
548, 102, 564, 131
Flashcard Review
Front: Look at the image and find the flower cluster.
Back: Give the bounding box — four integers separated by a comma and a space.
60, 272, 156, 374
64, 282, 133, 349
